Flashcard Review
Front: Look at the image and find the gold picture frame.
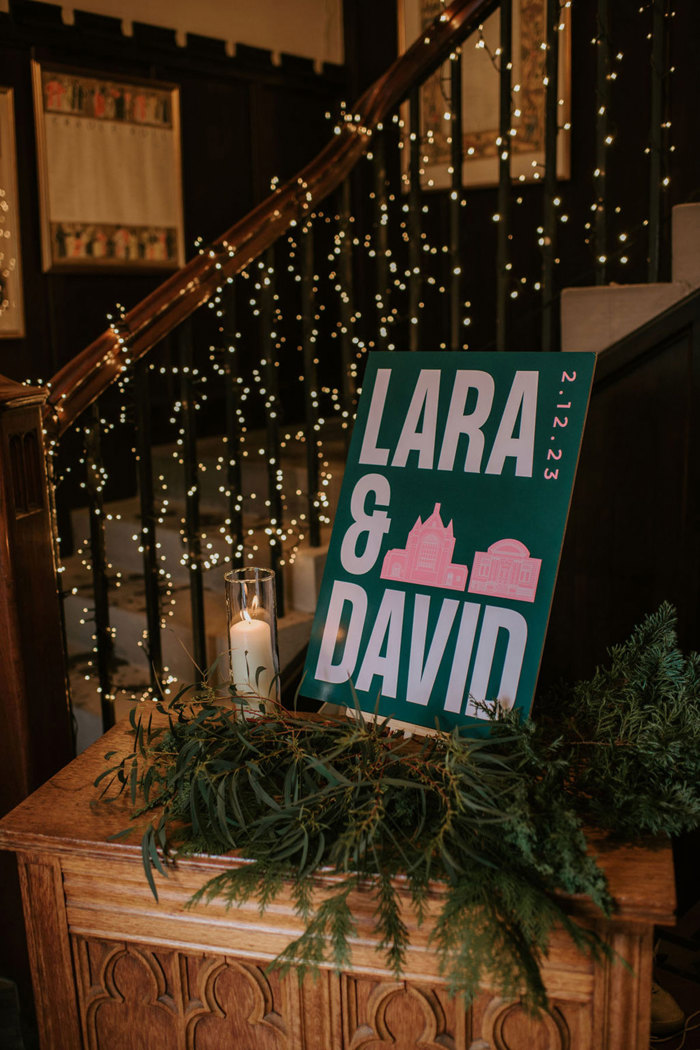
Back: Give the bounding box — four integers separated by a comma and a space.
0, 87, 25, 338
400, 0, 571, 189
32, 62, 186, 272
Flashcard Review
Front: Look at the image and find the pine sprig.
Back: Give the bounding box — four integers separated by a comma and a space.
96, 604, 700, 1010
98, 696, 609, 1010
537, 601, 700, 836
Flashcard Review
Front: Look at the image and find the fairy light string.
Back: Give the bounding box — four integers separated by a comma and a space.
25, 0, 683, 715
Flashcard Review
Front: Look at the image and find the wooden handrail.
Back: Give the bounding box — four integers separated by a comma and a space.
0, 375, 47, 410
43, 0, 499, 438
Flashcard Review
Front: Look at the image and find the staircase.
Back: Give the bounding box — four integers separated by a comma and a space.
65, 200, 700, 750
562, 203, 700, 351
0, 0, 695, 772
1, 6, 699, 1038
66, 426, 346, 749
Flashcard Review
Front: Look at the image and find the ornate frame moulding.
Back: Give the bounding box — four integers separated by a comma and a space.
399, 0, 571, 189
32, 61, 186, 273
0, 88, 25, 338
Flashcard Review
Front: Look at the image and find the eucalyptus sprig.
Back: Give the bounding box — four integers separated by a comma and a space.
97, 691, 610, 1010
96, 603, 700, 1010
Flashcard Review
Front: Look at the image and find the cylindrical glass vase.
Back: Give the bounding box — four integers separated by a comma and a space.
225, 567, 280, 706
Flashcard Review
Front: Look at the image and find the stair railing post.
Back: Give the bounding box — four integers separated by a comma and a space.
647, 0, 668, 283
84, 401, 115, 730
372, 127, 389, 352
338, 179, 357, 413
223, 286, 246, 572
541, 0, 561, 352
449, 48, 464, 350
496, 3, 513, 350
0, 376, 73, 815
261, 245, 285, 615
134, 360, 164, 694
301, 220, 321, 548
594, 0, 610, 285
407, 89, 423, 352
176, 319, 208, 680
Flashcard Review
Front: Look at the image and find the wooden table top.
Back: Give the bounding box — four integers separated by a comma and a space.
0, 715, 677, 927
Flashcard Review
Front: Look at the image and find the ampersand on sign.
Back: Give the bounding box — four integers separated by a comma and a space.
340, 474, 392, 575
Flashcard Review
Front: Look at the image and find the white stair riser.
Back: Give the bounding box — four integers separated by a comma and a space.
149, 453, 340, 516
70, 477, 341, 594
63, 592, 216, 680
71, 506, 235, 584
291, 544, 330, 613
672, 203, 700, 289
562, 203, 700, 353
64, 590, 314, 685
561, 282, 687, 352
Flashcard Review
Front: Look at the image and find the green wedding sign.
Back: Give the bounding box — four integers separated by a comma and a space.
302, 351, 596, 731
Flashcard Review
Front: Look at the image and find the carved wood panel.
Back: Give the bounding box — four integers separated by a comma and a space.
187, 959, 290, 1049
341, 974, 466, 1048
471, 995, 594, 1050
68, 934, 613, 1049
72, 936, 297, 1050
8, 427, 44, 516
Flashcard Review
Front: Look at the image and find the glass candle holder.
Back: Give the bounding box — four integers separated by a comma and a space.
225, 567, 280, 706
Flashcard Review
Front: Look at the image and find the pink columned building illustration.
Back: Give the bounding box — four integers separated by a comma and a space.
380, 503, 469, 591
468, 538, 542, 603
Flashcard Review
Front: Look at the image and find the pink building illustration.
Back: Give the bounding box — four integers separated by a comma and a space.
468, 538, 541, 603
380, 503, 468, 592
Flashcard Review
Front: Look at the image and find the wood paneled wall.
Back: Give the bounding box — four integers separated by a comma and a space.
0, 1, 345, 383
541, 291, 700, 690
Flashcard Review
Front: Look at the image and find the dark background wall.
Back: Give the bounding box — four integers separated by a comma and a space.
3, 0, 700, 383
347, 0, 700, 357
0, 0, 347, 383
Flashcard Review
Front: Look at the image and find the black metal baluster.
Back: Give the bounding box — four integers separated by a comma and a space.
177, 317, 207, 679
408, 89, 422, 351
541, 0, 560, 351
594, 0, 610, 285
223, 288, 245, 571
134, 359, 163, 693
261, 245, 285, 614
496, 3, 513, 350
373, 127, 389, 351
648, 0, 666, 282
449, 49, 464, 350
338, 180, 357, 416
301, 222, 321, 548
44, 447, 74, 725
84, 401, 114, 730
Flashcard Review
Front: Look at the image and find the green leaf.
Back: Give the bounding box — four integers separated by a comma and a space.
246, 764, 281, 811
94, 607, 700, 1011
129, 759, 139, 807
141, 828, 159, 901
107, 827, 137, 842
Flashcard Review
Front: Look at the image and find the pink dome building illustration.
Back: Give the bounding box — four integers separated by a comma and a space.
468, 538, 541, 603
380, 503, 469, 591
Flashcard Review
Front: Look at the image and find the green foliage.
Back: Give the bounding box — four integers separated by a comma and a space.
96, 604, 700, 1010
537, 601, 700, 837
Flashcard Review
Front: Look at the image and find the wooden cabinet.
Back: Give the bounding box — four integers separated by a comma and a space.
0, 720, 675, 1050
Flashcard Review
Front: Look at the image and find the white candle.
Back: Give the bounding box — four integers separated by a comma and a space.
229, 610, 277, 699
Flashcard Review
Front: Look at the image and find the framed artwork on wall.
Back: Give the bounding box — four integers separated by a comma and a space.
32, 62, 186, 272
0, 87, 25, 339
399, 0, 571, 189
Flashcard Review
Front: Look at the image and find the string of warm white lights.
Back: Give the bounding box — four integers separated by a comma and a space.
31, 0, 684, 716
